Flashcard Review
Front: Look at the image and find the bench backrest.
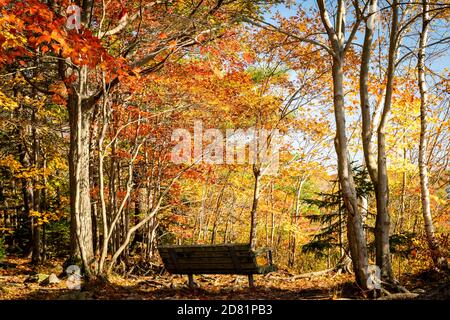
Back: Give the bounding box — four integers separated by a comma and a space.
158, 244, 271, 275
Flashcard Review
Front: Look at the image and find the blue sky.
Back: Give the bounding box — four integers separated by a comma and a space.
262, 1, 449, 73
257, 0, 449, 168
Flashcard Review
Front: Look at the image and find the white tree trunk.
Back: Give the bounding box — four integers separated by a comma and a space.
417, 0, 447, 269
375, 0, 400, 283
316, 0, 370, 290
333, 57, 369, 289
360, 0, 379, 185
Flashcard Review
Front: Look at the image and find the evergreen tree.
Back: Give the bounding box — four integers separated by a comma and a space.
302, 166, 374, 259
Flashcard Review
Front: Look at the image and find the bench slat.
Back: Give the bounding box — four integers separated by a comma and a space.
159, 244, 250, 249
162, 257, 256, 266
162, 261, 259, 269
159, 251, 254, 258
164, 268, 259, 274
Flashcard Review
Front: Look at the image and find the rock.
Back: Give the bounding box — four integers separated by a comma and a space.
37, 274, 49, 283
41, 273, 60, 286
48, 273, 60, 284
413, 288, 426, 294
25, 274, 49, 283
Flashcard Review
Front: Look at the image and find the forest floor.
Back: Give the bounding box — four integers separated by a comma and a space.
0, 256, 449, 300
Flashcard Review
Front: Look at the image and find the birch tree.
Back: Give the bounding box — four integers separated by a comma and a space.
315, 0, 369, 289
417, 0, 448, 269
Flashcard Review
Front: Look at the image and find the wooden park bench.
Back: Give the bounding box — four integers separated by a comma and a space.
158, 243, 276, 288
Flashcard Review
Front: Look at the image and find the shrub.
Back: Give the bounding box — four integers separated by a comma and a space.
45, 220, 71, 258
0, 237, 5, 261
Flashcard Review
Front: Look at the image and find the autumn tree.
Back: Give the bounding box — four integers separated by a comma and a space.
0, 0, 281, 275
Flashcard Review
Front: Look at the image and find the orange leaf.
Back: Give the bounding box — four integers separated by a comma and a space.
243, 52, 253, 63
168, 39, 177, 48
158, 32, 168, 39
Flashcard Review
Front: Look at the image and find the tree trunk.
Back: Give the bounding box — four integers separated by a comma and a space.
68, 93, 94, 273
333, 57, 369, 289
338, 194, 344, 258
316, 0, 369, 290
375, 0, 399, 283
249, 164, 261, 250
31, 107, 41, 264
376, 100, 394, 282
210, 176, 228, 244
417, 0, 447, 269
18, 143, 32, 255
398, 147, 407, 233
289, 176, 304, 267
360, 0, 379, 185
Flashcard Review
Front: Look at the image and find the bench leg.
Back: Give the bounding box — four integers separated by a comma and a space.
188, 274, 195, 289
248, 275, 254, 288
